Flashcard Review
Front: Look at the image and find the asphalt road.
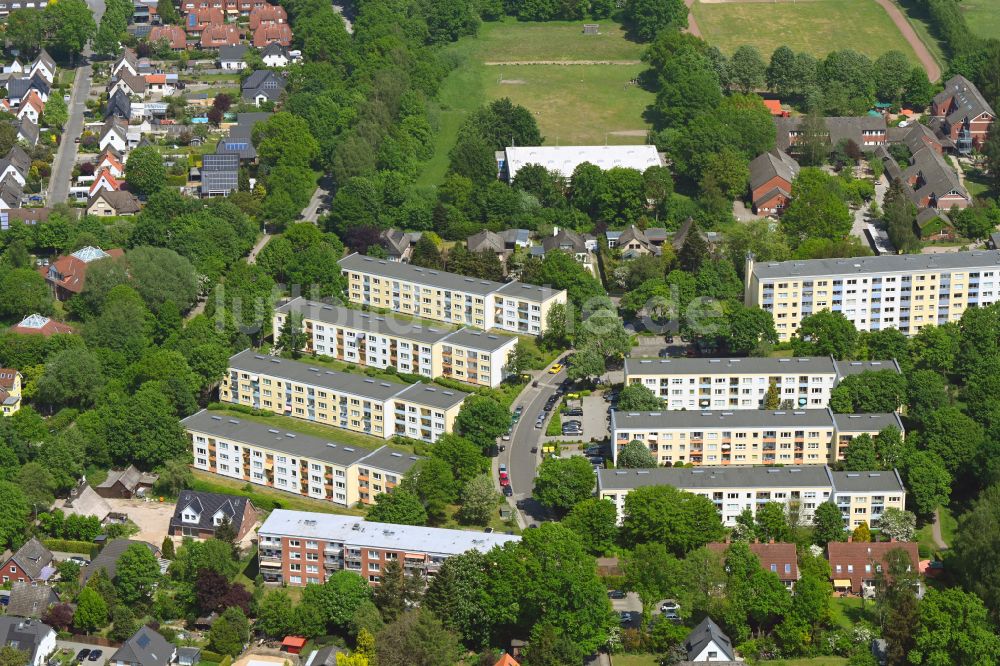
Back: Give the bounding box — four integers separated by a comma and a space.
48, 0, 105, 204
501, 361, 567, 526
300, 181, 330, 223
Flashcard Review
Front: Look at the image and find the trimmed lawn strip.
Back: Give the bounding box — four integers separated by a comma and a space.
475, 17, 643, 62
190, 468, 366, 515
960, 0, 1000, 40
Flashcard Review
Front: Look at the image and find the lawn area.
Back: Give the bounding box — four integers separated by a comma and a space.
960, 0, 1000, 40
611, 655, 657, 666
691, 0, 923, 64
763, 659, 849, 666
915, 505, 956, 557
190, 469, 366, 515
417, 18, 653, 187
830, 595, 872, 630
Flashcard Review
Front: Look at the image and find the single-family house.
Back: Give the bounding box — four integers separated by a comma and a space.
89, 171, 121, 196
218, 45, 248, 70
112, 49, 140, 78
249, 3, 286, 28
827, 540, 919, 595
88, 190, 142, 217
9, 314, 75, 337
613, 224, 664, 258
0, 146, 30, 187
149, 25, 187, 50
749, 149, 800, 215
378, 228, 421, 262
253, 22, 292, 48
6, 583, 59, 619
108, 626, 176, 666
42, 246, 125, 300
7, 73, 50, 106
16, 91, 44, 124
200, 24, 242, 49
4, 59, 24, 76
16, 116, 38, 147
708, 541, 799, 588
538, 227, 595, 266
96, 150, 125, 179
241, 69, 285, 106
109, 71, 148, 99
0, 539, 54, 585
0, 176, 23, 210
682, 617, 737, 663
200, 152, 240, 197
106, 89, 132, 120
0, 368, 22, 416
216, 136, 256, 161
260, 42, 290, 67
60, 482, 113, 523
168, 490, 258, 541
185, 7, 225, 35
931, 75, 995, 154
27, 50, 55, 85
81, 539, 161, 584
95, 466, 158, 499
144, 73, 173, 96
466, 230, 507, 262
5, 207, 50, 229
0, 618, 56, 666
100, 117, 130, 154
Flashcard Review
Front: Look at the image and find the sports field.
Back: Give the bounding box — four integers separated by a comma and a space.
418, 18, 653, 186
691, 0, 923, 64
960, 0, 1000, 39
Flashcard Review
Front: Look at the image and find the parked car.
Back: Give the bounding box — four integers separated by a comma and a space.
499, 471, 509, 481
584, 446, 603, 456
512, 406, 523, 421
588, 456, 604, 465
502, 427, 512, 441
76, 650, 91, 663
68, 556, 88, 566
530, 447, 538, 454
562, 426, 583, 435
564, 408, 583, 417
548, 363, 563, 374
503, 485, 513, 496
619, 611, 634, 624
499, 464, 507, 474
88, 651, 102, 662
660, 600, 680, 614
500, 477, 510, 487
608, 590, 626, 599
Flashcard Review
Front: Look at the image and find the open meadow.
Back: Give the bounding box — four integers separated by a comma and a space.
959, 0, 1000, 39
691, 0, 923, 63
418, 18, 654, 186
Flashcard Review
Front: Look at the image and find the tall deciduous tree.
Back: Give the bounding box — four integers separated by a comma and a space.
812, 501, 845, 546
621, 484, 724, 555
562, 498, 618, 556
533, 456, 595, 516
910, 588, 1000, 665
729, 45, 766, 94
115, 543, 161, 605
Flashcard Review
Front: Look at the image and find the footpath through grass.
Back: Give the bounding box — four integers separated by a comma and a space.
691, 0, 922, 64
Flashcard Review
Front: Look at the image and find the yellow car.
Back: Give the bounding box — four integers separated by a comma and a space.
548, 363, 563, 374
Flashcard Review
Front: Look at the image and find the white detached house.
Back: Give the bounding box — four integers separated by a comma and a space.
683, 617, 738, 662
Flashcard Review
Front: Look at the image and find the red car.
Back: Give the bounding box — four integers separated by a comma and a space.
500, 477, 510, 487
499, 470, 509, 481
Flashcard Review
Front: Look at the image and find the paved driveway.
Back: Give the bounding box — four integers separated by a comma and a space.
55, 641, 110, 666
103, 498, 175, 545
543, 392, 610, 445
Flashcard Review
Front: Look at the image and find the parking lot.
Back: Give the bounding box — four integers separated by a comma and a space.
104, 498, 175, 545
542, 391, 610, 445
609, 590, 643, 629
55, 641, 110, 666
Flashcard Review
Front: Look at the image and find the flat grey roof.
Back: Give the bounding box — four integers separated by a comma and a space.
830, 469, 905, 493
625, 356, 838, 376
394, 382, 468, 410
832, 412, 904, 433
752, 250, 1000, 280
339, 253, 502, 296
229, 349, 409, 402
441, 328, 517, 352
611, 408, 836, 431
833, 359, 902, 376
276, 297, 454, 345
356, 446, 422, 475
182, 409, 402, 469
597, 465, 834, 491
259, 509, 519, 555
494, 279, 564, 303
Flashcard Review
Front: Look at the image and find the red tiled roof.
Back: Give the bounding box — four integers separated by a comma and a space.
0, 369, 19, 392
200, 24, 242, 48
707, 541, 799, 581
253, 22, 291, 47
41, 248, 125, 294
827, 541, 919, 593
149, 25, 188, 50
9, 316, 76, 336
89, 172, 121, 195
494, 655, 520, 666
763, 100, 784, 116
249, 3, 286, 29
145, 73, 167, 84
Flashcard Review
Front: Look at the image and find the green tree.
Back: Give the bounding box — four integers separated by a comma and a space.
907, 369, 949, 414
766, 45, 796, 95
43, 0, 96, 59
625, 0, 688, 41
877, 507, 916, 542
812, 501, 845, 546
0, 269, 52, 322
952, 484, 1000, 619
598, 167, 646, 224
842, 434, 880, 471
42, 94, 68, 129
562, 498, 618, 556
373, 560, 423, 623
36, 348, 104, 409
522, 623, 582, 666
454, 395, 509, 451
430, 434, 490, 489
533, 456, 596, 516
831, 370, 906, 413
763, 381, 781, 410
72, 587, 108, 633
156, 0, 179, 24
108, 606, 139, 642
919, 406, 984, 480
755, 502, 791, 542
123, 147, 166, 196
616, 440, 657, 468
621, 484, 724, 555
274, 312, 306, 358
0, 482, 29, 549
367, 490, 427, 526
6, 10, 45, 56
114, 543, 161, 605
701, 146, 750, 200
209, 607, 250, 657
910, 588, 1000, 665
852, 521, 872, 542
456, 475, 499, 526
624, 541, 679, 611
376, 609, 463, 666
617, 383, 663, 411
781, 168, 852, 244
729, 45, 766, 94
410, 235, 444, 270
792, 310, 858, 359
902, 451, 951, 518
873, 50, 910, 103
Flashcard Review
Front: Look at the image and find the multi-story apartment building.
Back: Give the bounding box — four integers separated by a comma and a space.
219, 349, 468, 443
258, 509, 520, 586
624, 356, 900, 410
596, 465, 906, 528
745, 251, 1000, 340
183, 410, 418, 507
610, 408, 902, 466
273, 298, 518, 388
339, 253, 567, 336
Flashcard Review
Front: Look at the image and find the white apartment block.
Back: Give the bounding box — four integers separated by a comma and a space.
339, 253, 567, 336
183, 410, 418, 507
273, 297, 518, 388
624, 356, 900, 410
745, 251, 1000, 340
597, 466, 907, 528
220, 349, 468, 443
610, 408, 903, 466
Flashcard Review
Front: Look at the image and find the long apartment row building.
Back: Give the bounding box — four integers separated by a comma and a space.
624, 356, 900, 411
219, 349, 468, 443
745, 251, 1000, 340
339, 253, 567, 336
597, 465, 907, 529
611, 408, 903, 467
183, 410, 418, 507
258, 509, 520, 586
273, 297, 518, 388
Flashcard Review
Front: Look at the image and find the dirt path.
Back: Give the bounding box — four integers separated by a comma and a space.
685, 0, 702, 37
931, 507, 949, 550
873, 0, 941, 81
484, 59, 641, 65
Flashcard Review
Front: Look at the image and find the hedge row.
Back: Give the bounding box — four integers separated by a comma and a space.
43, 538, 98, 557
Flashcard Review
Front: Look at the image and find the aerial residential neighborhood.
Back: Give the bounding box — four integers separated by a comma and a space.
0, 0, 999, 665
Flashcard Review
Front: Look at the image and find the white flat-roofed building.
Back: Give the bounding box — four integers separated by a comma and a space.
610, 407, 903, 466
273, 297, 518, 388
499, 145, 663, 180
596, 465, 906, 527
220, 349, 468, 442
182, 410, 419, 507
624, 356, 901, 410
745, 251, 1000, 340
258, 509, 520, 586
339, 253, 567, 336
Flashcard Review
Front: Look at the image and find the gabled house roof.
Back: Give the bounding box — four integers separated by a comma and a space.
82, 539, 160, 583
18, 91, 44, 116
149, 25, 187, 50
97, 151, 125, 175
467, 230, 506, 254
707, 541, 799, 581
217, 136, 257, 160
249, 3, 287, 29
9, 314, 75, 336
101, 116, 129, 142
90, 190, 142, 215
0, 175, 23, 208
106, 90, 132, 120
62, 484, 112, 522
169, 490, 254, 535
241, 69, 286, 102
31, 50, 55, 79
7, 73, 50, 103
7, 146, 30, 175
110, 626, 175, 666
97, 465, 157, 495
827, 540, 919, 591
903, 145, 969, 207
218, 45, 248, 63
185, 7, 225, 32
774, 115, 887, 152
541, 228, 590, 254
252, 22, 292, 48
260, 42, 289, 59
113, 48, 139, 75
749, 149, 800, 192
200, 24, 242, 48
934, 75, 996, 126
89, 172, 122, 195
7, 582, 59, 619
42, 246, 124, 294
0, 618, 55, 663
379, 228, 420, 258
111, 71, 147, 96
16, 117, 38, 146
684, 617, 735, 662
4, 538, 53, 581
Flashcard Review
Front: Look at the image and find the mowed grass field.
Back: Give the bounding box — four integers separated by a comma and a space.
960, 0, 1000, 39
691, 0, 923, 64
418, 18, 653, 186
